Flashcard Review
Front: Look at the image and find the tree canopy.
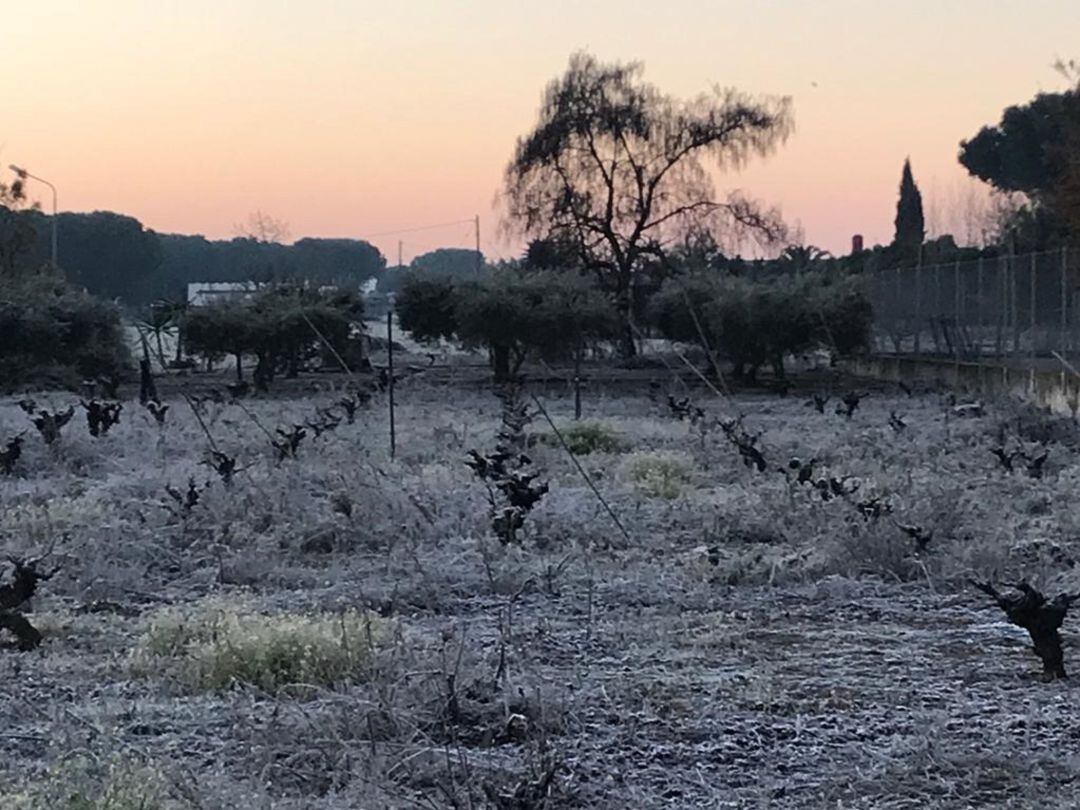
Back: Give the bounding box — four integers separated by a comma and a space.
502, 51, 793, 355
959, 87, 1080, 197
958, 75, 1080, 248
0, 270, 130, 390
396, 270, 618, 381
0, 207, 388, 306
181, 284, 365, 386
0, 175, 38, 275
650, 271, 871, 380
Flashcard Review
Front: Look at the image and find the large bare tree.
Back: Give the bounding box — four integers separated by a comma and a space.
502, 52, 793, 355
234, 209, 292, 244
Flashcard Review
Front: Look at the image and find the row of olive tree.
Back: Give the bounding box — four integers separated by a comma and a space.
650, 271, 871, 381
181, 284, 365, 388
396, 267, 871, 382
396, 270, 619, 381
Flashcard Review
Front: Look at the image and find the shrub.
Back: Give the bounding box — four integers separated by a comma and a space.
396, 270, 618, 381
555, 421, 625, 455
0, 756, 181, 810
621, 451, 695, 499
180, 283, 365, 384
0, 271, 130, 391
650, 270, 872, 379
395, 275, 458, 343
131, 598, 389, 692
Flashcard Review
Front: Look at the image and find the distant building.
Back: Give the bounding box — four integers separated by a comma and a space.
186, 282, 262, 307
851, 234, 864, 253
187, 280, 357, 307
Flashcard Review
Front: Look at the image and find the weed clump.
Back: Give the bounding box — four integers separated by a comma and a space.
552, 421, 624, 455
131, 598, 389, 692
622, 451, 695, 499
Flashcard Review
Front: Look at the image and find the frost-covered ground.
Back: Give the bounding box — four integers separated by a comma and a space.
3, 370, 1080, 808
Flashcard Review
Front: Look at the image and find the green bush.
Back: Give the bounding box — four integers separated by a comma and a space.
0, 271, 131, 390
621, 451, 696, 499
556, 421, 625, 455
131, 598, 389, 692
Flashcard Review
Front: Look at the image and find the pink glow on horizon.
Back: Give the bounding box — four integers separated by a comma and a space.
3, 1, 1079, 263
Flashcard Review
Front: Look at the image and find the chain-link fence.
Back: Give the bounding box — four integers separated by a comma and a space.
865, 247, 1080, 372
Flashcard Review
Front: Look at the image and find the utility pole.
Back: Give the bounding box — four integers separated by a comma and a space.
397, 240, 403, 270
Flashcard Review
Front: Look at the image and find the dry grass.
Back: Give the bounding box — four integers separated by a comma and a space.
130, 597, 390, 693
0, 756, 184, 810
620, 449, 697, 499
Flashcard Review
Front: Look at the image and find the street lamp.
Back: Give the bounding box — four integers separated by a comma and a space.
9, 164, 57, 268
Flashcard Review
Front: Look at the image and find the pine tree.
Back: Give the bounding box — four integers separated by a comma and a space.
893, 158, 925, 259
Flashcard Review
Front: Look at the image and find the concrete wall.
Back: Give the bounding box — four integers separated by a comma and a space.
847, 356, 1080, 417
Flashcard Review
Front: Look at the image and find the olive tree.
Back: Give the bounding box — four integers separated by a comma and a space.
651, 271, 871, 381
181, 284, 364, 386
396, 270, 618, 382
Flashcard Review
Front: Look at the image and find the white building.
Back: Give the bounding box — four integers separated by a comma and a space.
186, 282, 263, 307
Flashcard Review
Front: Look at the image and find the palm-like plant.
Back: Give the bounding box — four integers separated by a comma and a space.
778, 244, 832, 275
136, 299, 183, 368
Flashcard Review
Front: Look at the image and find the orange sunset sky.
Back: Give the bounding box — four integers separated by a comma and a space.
4, 1, 1079, 264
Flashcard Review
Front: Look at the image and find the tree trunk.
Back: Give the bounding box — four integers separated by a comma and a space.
234, 352, 243, 382
771, 353, 786, 380
139, 357, 157, 405
618, 322, 637, 358
616, 286, 638, 358
492, 344, 511, 383
254, 353, 272, 392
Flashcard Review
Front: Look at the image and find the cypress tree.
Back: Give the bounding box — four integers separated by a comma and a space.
893, 158, 925, 259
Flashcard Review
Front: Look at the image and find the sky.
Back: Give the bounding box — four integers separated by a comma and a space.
3, 0, 1079, 263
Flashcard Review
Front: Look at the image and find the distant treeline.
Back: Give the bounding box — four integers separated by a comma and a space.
5, 209, 493, 309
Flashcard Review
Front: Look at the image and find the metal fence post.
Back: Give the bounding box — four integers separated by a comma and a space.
975, 257, 983, 360
1062, 245, 1069, 366
1011, 253, 1020, 359
1030, 252, 1037, 365
954, 259, 961, 373
996, 255, 1005, 359
934, 262, 942, 354
895, 265, 903, 352
914, 263, 922, 355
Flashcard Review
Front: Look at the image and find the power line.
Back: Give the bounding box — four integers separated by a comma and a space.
361, 217, 476, 239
